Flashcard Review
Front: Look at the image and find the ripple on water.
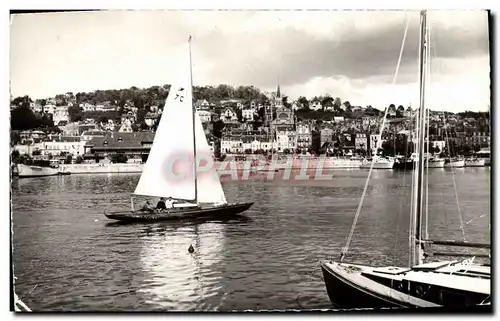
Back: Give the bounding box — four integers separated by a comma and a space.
11, 169, 491, 311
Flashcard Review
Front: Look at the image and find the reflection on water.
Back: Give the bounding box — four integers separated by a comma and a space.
137, 223, 227, 311
11, 168, 490, 311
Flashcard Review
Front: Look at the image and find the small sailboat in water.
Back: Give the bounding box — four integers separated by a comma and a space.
320, 11, 490, 310
105, 37, 253, 222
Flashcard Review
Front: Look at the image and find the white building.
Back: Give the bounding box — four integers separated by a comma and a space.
81, 130, 105, 142
101, 119, 116, 131
222, 108, 238, 122
26, 137, 86, 157
195, 99, 210, 110
197, 110, 212, 123
291, 101, 302, 111
296, 123, 312, 151
80, 103, 96, 112
432, 140, 446, 153
43, 104, 57, 115
370, 134, 382, 154
53, 106, 70, 125
221, 136, 243, 154
310, 101, 323, 111
119, 119, 133, 132
355, 134, 368, 151
276, 129, 297, 152
242, 108, 255, 122
42, 140, 86, 157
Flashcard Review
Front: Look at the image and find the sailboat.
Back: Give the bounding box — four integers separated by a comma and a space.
319, 11, 490, 309
105, 37, 253, 222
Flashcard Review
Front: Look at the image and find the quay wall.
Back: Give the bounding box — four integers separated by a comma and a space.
60, 163, 144, 174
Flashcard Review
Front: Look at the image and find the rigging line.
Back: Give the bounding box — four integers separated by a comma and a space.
443, 113, 467, 241
394, 159, 408, 254
424, 24, 432, 240
340, 13, 411, 261
408, 115, 416, 267
432, 27, 467, 242
411, 108, 419, 264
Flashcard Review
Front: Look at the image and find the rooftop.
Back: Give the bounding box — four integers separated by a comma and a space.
85, 131, 155, 149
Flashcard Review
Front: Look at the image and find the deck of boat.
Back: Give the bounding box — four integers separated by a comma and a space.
104, 202, 253, 222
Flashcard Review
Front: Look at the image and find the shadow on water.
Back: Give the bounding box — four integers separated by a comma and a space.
104, 214, 253, 228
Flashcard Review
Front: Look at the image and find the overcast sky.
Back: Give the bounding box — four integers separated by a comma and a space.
10, 10, 490, 112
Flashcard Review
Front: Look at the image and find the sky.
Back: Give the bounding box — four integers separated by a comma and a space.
10, 10, 490, 112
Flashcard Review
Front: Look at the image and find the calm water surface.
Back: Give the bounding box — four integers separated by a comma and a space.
11, 168, 491, 311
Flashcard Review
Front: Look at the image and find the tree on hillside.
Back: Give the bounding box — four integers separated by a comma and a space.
334, 97, 342, 109
10, 131, 21, 145
212, 120, 225, 139
11, 106, 42, 130
321, 95, 334, 110
98, 115, 109, 124
68, 105, 83, 122
11, 95, 32, 109
282, 96, 292, 109
297, 96, 309, 110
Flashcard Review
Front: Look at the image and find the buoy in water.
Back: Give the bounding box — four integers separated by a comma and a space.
188, 244, 194, 253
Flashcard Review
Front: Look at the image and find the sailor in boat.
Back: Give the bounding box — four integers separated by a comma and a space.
165, 197, 175, 209
140, 200, 155, 213
156, 197, 167, 210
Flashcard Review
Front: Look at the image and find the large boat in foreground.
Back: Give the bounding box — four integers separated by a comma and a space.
105, 37, 253, 222
320, 11, 490, 311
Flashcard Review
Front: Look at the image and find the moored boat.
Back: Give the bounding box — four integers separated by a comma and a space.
476, 149, 490, 166
393, 156, 415, 170
444, 158, 465, 168
360, 156, 394, 169
17, 162, 59, 178
320, 11, 490, 310
427, 157, 445, 168
465, 158, 486, 167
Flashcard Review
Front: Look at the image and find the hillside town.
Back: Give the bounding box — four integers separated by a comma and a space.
10, 84, 490, 165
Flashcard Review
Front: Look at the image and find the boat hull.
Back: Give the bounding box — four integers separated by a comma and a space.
444, 160, 465, 168
427, 159, 445, 168
320, 261, 407, 309
465, 159, 486, 167
17, 164, 60, 178
320, 260, 491, 310
394, 161, 415, 170
104, 202, 254, 222
360, 161, 394, 169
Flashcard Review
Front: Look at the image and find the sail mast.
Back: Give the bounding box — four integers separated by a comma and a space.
413, 10, 428, 265
189, 35, 198, 204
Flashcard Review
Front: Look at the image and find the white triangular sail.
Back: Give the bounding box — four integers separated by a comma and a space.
194, 112, 227, 205
134, 41, 227, 205
134, 51, 196, 200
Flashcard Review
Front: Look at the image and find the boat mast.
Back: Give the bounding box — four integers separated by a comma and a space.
413, 10, 428, 266
189, 35, 198, 204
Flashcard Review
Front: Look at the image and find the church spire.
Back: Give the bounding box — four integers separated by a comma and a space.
277, 84, 281, 98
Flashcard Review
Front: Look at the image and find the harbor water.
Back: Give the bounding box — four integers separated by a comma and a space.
11, 168, 490, 311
